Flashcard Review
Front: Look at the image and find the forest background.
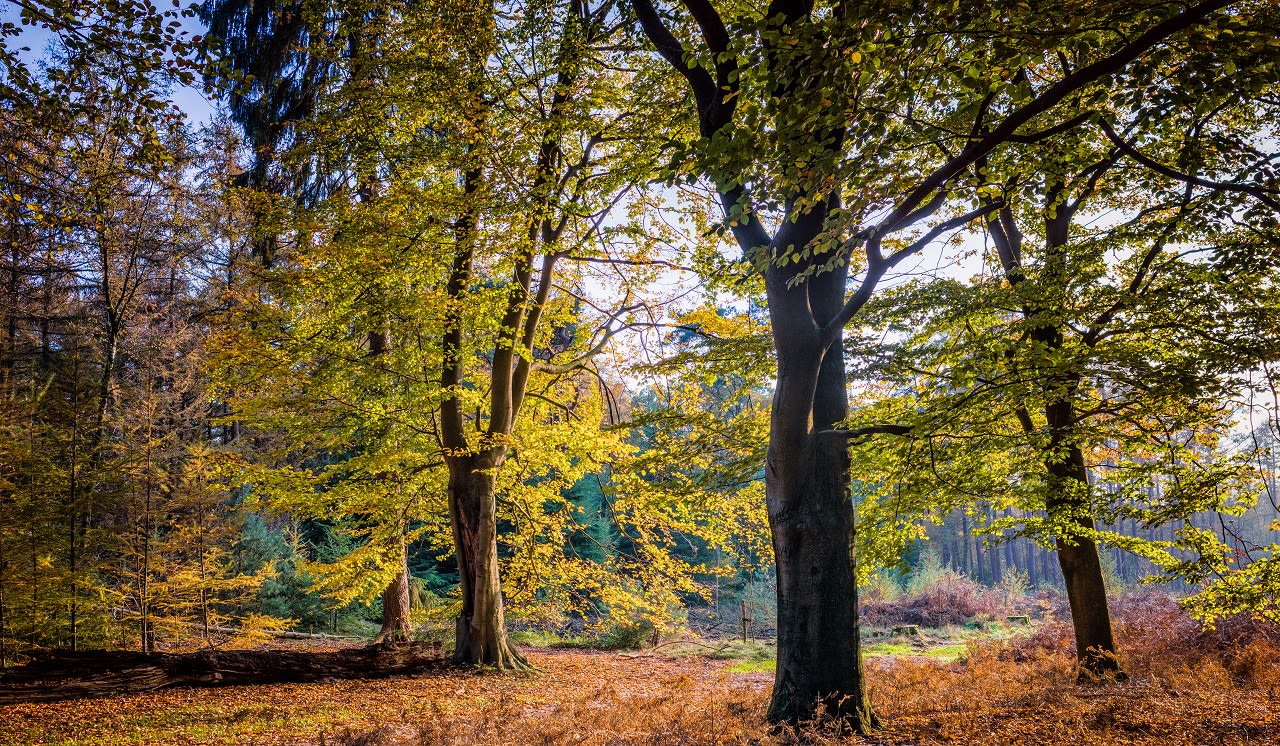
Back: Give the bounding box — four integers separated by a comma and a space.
1, 0, 1279, 733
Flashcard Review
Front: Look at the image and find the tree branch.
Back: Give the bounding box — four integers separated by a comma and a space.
1097, 117, 1280, 212
878, 0, 1235, 237
822, 201, 1001, 348
630, 0, 718, 131
817, 423, 911, 441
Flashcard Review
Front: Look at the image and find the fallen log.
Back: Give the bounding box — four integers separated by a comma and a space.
0, 641, 446, 704
197, 624, 362, 640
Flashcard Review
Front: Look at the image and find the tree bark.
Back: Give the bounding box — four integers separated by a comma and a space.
0, 643, 444, 704
1044, 405, 1121, 676
762, 221, 876, 729
767, 433, 876, 727
446, 452, 528, 670
375, 539, 412, 644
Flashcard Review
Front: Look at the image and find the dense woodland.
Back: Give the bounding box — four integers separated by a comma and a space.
2, 0, 1280, 739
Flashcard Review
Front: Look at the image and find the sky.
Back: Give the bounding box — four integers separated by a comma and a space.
1, 1, 216, 126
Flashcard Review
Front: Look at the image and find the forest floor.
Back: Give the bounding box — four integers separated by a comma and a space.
1, 594, 1276, 745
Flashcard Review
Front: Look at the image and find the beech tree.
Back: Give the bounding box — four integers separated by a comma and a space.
846, 13, 1280, 674
206, 0, 711, 663
630, 0, 1266, 727
0, 34, 245, 653
435, 0, 692, 668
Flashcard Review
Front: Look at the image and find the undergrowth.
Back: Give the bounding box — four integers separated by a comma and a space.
2, 592, 1276, 745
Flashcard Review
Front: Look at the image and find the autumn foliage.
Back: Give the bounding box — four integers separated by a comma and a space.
0, 593, 1274, 745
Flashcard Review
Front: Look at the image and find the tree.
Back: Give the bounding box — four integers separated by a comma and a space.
1, 0, 197, 129
847, 22, 1280, 673
630, 0, 1264, 727
0, 36, 234, 654
436, 0, 684, 668
202, 0, 460, 642
206, 0, 698, 664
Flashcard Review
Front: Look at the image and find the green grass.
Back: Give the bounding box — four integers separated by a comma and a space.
507, 629, 591, 648
862, 641, 919, 657
710, 623, 1024, 674
726, 658, 775, 673
712, 637, 974, 675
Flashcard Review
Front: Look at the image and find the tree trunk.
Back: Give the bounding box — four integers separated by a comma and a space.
1023, 531, 1038, 587
766, 434, 876, 728
447, 452, 528, 670
763, 250, 875, 729
375, 539, 412, 644
988, 507, 1003, 585
1045, 400, 1121, 676
1055, 529, 1120, 675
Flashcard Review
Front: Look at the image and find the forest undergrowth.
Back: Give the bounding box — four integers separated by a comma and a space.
0, 592, 1275, 745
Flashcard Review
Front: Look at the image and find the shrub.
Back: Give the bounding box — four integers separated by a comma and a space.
862, 572, 1007, 628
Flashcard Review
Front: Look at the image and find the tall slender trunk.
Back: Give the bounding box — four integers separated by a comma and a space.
198, 516, 209, 644
67, 356, 81, 652
4, 240, 17, 386
1, 542, 8, 667
989, 510, 1003, 586
140, 478, 153, 654
1044, 400, 1120, 675
990, 182, 1121, 675
1024, 531, 1038, 587
364, 322, 413, 646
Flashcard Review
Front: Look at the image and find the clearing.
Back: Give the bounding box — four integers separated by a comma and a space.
2, 605, 1277, 746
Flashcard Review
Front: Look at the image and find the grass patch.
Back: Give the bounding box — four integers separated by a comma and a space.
726, 658, 775, 674
507, 629, 590, 648
864, 641, 919, 657
705, 640, 774, 661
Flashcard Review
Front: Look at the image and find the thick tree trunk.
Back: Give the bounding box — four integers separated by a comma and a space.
375, 539, 412, 644
447, 452, 528, 670
1056, 533, 1119, 674
763, 248, 875, 729
766, 434, 876, 728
